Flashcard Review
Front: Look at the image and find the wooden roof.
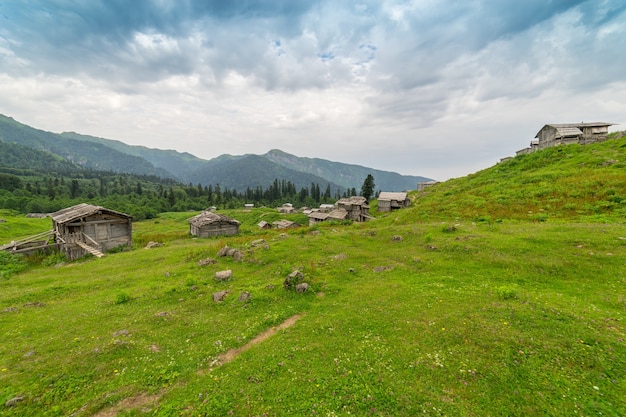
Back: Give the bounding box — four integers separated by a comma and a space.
50, 203, 131, 225
336, 196, 368, 206
308, 212, 329, 220
536, 122, 613, 138
378, 192, 408, 201
189, 211, 240, 227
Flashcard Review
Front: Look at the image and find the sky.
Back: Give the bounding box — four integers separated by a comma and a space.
1, 1, 625, 181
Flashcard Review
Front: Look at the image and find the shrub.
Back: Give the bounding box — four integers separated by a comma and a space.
497, 285, 518, 300
114, 292, 132, 305
0, 251, 27, 279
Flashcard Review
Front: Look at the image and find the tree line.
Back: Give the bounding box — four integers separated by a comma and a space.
0, 171, 364, 221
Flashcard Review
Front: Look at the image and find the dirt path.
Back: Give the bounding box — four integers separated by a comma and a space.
207, 313, 302, 370
91, 314, 302, 416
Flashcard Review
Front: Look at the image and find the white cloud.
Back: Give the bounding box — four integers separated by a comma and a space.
0, 0, 625, 182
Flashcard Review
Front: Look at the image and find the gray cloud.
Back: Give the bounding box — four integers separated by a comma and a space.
0, 0, 625, 180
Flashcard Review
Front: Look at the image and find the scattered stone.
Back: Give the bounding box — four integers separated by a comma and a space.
212, 290, 229, 302
373, 265, 393, 273
238, 291, 252, 302
144, 241, 163, 249
391, 235, 403, 242
217, 246, 230, 257
333, 253, 347, 260
250, 239, 265, 247
442, 225, 457, 233
284, 270, 304, 290
279, 233, 289, 238
148, 344, 161, 352
1, 307, 18, 313
189, 285, 199, 291
215, 269, 233, 281
23, 350, 36, 358
164, 272, 171, 277
5, 396, 24, 408
349, 268, 356, 273
197, 257, 217, 266
113, 329, 130, 337
23, 302, 45, 308
155, 311, 169, 317
226, 248, 238, 257
309, 230, 321, 235
265, 284, 275, 291
427, 245, 438, 251
0, 218, 6, 223
232, 250, 244, 262
295, 283, 310, 293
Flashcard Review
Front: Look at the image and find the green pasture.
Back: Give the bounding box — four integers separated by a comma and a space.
1, 209, 624, 416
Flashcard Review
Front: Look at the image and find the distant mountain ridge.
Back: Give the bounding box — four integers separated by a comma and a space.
0, 114, 433, 192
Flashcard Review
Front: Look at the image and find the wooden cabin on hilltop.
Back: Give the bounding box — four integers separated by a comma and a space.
377, 192, 410, 212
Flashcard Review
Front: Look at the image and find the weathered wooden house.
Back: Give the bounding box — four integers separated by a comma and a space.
257, 220, 272, 229
51, 203, 132, 260
307, 211, 328, 226
335, 196, 372, 222
417, 181, 439, 191
272, 219, 300, 229
277, 203, 295, 214
535, 122, 613, 149
377, 192, 410, 212
189, 211, 240, 238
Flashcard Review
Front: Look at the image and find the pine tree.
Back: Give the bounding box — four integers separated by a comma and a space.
360, 174, 375, 201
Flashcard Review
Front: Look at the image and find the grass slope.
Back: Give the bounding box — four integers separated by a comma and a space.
413, 133, 626, 222
1, 141, 625, 416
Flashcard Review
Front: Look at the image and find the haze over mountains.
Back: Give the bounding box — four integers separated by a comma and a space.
0, 114, 431, 193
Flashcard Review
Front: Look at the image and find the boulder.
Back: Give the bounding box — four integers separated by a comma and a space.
145, 241, 163, 249
283, 270, 304, 290
197, 257, 217, 266
217, 246, 230, 257
215, 270, 233, 281
212, 290, 229, 302
238, 291, 252, 302
295, 283, 310, 293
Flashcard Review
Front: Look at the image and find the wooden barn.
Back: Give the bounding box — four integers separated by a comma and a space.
535, 122, 613, 149
377, 192, 410, 213
189, 211, 240, 238
51, 203, 132, 260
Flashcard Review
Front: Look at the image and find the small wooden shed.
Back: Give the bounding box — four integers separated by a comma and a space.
377, 192, 410, 212
189, 211, 240, 238
51, 203, 132, 260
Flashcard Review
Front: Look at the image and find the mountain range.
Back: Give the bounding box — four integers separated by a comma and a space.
0, 114, 432, 192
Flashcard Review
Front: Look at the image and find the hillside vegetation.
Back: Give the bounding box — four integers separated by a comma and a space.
0, 139, 625, 416
412, 132, 626, 222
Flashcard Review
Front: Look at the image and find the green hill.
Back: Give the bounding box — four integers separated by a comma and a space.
409, 132, 626, 222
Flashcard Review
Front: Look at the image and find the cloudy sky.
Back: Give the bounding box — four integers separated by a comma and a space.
1, 1, 625, 180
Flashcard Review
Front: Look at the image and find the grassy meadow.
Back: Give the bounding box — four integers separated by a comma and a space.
1, 138, 626, 416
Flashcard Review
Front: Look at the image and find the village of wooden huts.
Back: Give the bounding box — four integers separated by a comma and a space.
307, 196, 372, 226
189, 211, 240, 237
377, 192, 411, 212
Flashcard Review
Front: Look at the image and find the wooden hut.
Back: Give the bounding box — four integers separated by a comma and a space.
535, 122, 613, 149
257, 220, 272, 229
335, 196, 372, 222
272, 219, 299, 229
189, 211, 240, 238
377, 192, 410, 212
51, 203, 132, 260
